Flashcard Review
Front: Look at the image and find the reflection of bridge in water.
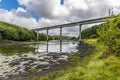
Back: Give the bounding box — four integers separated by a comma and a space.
32, 16, 109, 53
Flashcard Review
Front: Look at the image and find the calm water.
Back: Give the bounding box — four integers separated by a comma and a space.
0, 40, 78, 79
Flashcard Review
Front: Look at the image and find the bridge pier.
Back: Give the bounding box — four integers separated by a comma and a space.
46, 29, 49, 42
60, 27, 62, 53
35, 30, 39, 52
79, 24, 82, 43
46, 29, 49, 53
36, 30, 39, 42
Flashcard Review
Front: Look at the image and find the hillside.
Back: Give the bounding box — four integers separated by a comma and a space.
0, 21, 35, 41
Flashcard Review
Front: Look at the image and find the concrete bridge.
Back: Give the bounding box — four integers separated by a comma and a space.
32, 16, 109, 42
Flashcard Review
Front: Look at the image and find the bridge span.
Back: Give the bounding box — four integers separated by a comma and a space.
32, 16, 109, 43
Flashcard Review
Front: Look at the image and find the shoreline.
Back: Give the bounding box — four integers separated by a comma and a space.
0, 40, 47, 45
0, 40, 77, 45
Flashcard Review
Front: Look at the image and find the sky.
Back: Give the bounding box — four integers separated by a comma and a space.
0, 0, 120, 36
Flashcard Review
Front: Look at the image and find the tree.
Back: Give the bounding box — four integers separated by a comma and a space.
97, 16, 120, 57
81, 25, 99, 39
0, 33, 2, 40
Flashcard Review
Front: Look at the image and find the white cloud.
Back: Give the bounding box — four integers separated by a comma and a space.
65, 0, 88, 10
0, 7, 38, 29
17, 0, 120, 25
25, 0, 70, 20
17, 0, 32, 5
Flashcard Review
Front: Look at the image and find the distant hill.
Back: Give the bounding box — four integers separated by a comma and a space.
0, 21, 36, 41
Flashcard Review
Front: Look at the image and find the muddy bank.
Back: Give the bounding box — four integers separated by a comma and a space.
0, 52, 70, 80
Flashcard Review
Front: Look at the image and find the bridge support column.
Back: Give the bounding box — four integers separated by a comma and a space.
36, 30, 38, 42
79, 24, 82, 42
46, 29, 49, 42
60, 27, 62, 53
36, 30, 39, 52
46, 29, 49, 53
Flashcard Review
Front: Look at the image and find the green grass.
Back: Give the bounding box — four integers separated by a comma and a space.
32, 39, 120, 80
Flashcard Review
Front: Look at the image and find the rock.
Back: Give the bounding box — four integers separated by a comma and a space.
9, 61, 20, 67
24, 66, 31, 72
0, 65, 3, 67
35, 62, 49, 69
35, 64, 48, 69
2, 61, 9, 63
57, 60, 67, 64
58, 55, 68, 60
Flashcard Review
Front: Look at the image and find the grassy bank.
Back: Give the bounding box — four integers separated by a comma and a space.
32, 39, 120, 80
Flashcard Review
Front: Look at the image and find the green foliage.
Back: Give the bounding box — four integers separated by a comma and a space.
0, 33, 2, 40
97, 15, 120, 57
82, 25, 100, 39
0, 21, 36, 41
38, 33, 47, 41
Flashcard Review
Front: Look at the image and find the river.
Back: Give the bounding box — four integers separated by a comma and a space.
0, 40, 78, 79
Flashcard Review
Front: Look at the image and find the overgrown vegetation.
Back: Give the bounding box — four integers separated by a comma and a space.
97, 15, 120, 57
82, 14, 120, 57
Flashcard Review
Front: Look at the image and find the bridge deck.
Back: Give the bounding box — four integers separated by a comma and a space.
32, 16, 109, 31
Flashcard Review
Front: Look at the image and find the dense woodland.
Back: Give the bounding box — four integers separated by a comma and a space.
0, 21, 77, 41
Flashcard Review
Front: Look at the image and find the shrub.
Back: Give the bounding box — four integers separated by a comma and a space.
97, 16, 120, 57
0, 33, 2, 40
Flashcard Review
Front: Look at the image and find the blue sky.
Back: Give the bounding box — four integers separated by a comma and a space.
0, 0, 19, 11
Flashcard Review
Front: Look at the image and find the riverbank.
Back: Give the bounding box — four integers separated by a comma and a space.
0, 40, 47, 45
31, 39, 120, 80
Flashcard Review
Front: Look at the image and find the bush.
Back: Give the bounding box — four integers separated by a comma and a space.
97, 16, 120, 57
0, 33, 2, 40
